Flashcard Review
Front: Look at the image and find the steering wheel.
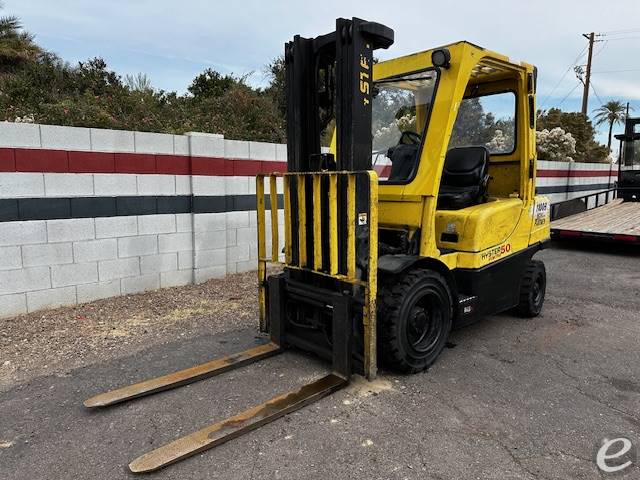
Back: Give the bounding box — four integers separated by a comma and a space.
387, 130, 422, 158
398, 130, 421, 145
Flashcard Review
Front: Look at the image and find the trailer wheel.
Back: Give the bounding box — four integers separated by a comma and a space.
379, 269, 452, 373
515, 259, 546, 317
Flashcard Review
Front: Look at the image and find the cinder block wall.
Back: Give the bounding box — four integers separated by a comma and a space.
0, 123, 285, 317
0, 122, 617, 318
536, 160, 618, 204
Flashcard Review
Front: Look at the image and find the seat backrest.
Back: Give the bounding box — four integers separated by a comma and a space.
442, 146, 489, 187
388, 143, 419, 182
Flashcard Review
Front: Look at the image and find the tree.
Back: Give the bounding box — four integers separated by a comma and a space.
187, 68, 240, 98
264, 56, 286, 118
0, 6, 287, 142
537, 108, 608, 162
448, 97, 515, 153
593, 100, 629, 152
487, 129, 514, 153
0, 4, 41, 74
449, 98, 490, 147
372, 87, 417, 151
536, 127, 576, 162
125, 72, 153, 93
189, 84, 285, 142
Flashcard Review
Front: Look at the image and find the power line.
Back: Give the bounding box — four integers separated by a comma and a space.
597, 36, 640, 41
589, 82, 605, 107
555, 82, 581, 109
598, 28, 640, 36
592, 40, 608, 58
542, 29, 640, 111
539, 45, 587, 108
592, 68, 640, 74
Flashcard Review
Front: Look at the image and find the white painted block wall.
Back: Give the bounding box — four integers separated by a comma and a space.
0, 123, 285, 318
0, 212, 284, 318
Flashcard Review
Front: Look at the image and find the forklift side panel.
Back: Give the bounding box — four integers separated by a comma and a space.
453, 242, 543, 322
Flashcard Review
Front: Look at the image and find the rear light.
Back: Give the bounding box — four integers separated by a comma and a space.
612, 234, 639, 243
559, 230, 582, 238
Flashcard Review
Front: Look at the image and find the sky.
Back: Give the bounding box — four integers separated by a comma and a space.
5, 0, 640, 143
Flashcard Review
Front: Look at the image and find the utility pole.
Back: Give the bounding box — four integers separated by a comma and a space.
581, 32, 595, 116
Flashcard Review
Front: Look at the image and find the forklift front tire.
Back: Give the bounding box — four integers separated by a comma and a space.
379, 269, 453, 373
515, 259, 546, 318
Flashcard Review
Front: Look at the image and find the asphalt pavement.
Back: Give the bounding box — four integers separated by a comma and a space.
1, 241, 639, 479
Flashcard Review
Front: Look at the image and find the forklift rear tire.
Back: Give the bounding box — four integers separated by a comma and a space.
515, 259, 546, 317
379, 269, 453, 374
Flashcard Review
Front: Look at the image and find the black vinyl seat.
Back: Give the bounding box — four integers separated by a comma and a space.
387, 143, 420, 182
437, 146, 490, 210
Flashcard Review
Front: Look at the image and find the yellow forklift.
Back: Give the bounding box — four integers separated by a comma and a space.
84, 18, 550, 472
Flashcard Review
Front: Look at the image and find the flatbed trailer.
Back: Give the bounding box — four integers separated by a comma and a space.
551, 192, 640, 244
551, 117, 640, 245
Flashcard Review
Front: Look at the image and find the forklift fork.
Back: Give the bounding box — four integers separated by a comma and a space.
125, 275, 355, 472
128, 374, 347, 472
83, 171, 377, 473
83, 342, 282, 408
85, 277, 357, 473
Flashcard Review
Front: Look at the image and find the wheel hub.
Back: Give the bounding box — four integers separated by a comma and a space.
533, 276, 543, 304
408, 306, 430, 347
406, 295, 443, 354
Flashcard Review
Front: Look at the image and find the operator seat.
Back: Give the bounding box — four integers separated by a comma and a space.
387, 143, 419, 182
437, 146, 490, 210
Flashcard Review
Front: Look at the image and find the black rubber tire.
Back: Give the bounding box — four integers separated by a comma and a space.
515, 259, 546, 317
378, 269, 453, 373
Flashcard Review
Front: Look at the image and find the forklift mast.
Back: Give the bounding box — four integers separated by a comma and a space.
256, 17, 394, 379
285, 17, 394, 172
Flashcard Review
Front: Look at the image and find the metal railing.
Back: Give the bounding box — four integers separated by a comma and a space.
550, 188, 618, 221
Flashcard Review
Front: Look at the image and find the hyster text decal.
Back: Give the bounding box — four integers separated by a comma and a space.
481, 243, 512, 262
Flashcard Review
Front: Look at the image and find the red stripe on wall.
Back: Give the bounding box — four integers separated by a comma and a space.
191, 156, 226, 176
115, 153, 156, 174
15, 148, 69, 172
224, 158, 234, 176
538, 169, 618, 178
0, 149, 283, 176
233, 159, 262, 176
69, 151, 115, 173
0, 148, 15, 171
260, 161, 287, 174
156, 155, 190, 175
5, 146, 618, 180
374, 165, 391, 177
260, 162, 275, 174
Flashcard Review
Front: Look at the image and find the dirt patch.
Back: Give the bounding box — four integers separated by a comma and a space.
0, 270, 268, 391
349, 374, 395, 398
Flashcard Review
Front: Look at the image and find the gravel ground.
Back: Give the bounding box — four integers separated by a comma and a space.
0, 270, 265, 391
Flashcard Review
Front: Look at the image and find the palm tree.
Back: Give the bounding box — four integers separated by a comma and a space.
0, 4, 41, 74
593, 101, 629, 152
